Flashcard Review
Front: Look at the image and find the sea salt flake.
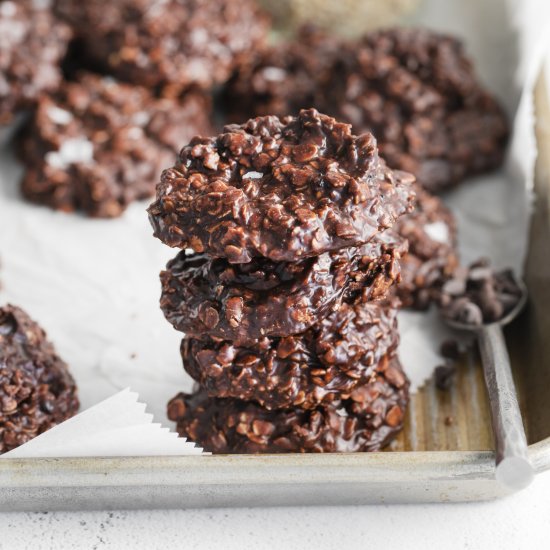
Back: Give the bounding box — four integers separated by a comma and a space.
243, 171, 263, 179
424, 221, 450, 244
127, 127, 144, 140
47, 106, 73, 125
45, 138, 94, 169
132, 111, 150, 126
0, 2, 17, 17
262, 67, 286, 82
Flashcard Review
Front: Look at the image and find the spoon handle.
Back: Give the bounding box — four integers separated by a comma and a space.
478, 324, 534, 490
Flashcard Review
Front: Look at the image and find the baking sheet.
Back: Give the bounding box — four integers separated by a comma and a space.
0, 0, 543, 427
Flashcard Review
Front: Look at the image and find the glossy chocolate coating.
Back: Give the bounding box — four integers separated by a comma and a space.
0, 305, 79, 454
160, 231, 406, 343
182, 301, 400, 410
168, 353, 409, 453
148, 109, 415, 263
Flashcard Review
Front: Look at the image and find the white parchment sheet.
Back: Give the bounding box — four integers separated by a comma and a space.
0, 0, 548, 446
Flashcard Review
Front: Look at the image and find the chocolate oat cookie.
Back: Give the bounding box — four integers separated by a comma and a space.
181, 301, 400, 410
0, 305, 79, 454
395, 184, 458, 309
223, 25, 339, 123
0, 0, 71, 125
18, 73, 212, 217
54, 0, 269, 92
160, 231, 406, 342
325, 28, 509, 192
168, 354, 409, 453
148, 109, 416, 263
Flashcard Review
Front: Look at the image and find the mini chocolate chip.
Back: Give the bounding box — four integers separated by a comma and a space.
440, 339, 460, 361
434, 364, 456, 391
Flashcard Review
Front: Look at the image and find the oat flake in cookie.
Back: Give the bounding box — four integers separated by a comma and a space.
160, 231, 405, 343
54, 0, 270, 92
168, 354, 409, 453
148, 109, 416, 263
0, 0, 72, 125
0, 305, 79, 454
326, 28, 509, 192
18, 73, 213, 218
395, 184, 458, 309
181, 301, 400, 411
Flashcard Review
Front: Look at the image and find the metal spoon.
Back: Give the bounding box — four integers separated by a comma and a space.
444, 279, 534, 491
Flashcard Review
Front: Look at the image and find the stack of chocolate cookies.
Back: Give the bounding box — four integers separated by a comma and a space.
148, 109, 416, 453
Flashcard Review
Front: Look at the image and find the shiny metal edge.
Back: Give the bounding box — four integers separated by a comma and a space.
0, 444, 548, 511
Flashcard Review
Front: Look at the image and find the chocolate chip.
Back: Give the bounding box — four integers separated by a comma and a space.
456, 301, 484, 326
434, 364, 456, 391
440, 260, 523, 327
440, 339, 460, 360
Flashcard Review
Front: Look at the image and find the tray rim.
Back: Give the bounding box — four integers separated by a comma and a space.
1, 438, 548, 487
0, 441, 547, 509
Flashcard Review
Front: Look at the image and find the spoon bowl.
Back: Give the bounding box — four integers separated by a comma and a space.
444, 278, 528, 332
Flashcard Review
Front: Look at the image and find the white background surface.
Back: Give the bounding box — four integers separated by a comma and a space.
1, 469, 549, 549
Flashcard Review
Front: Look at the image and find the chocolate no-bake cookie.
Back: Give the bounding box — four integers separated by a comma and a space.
223, 25, 338, 123
181, 301, 400, 410
168, 354, 408, 453
395, 184, 458, 309
18, 73, 212, 217
326, 28, 508, 192
54, 0, 269, 92
0, 305, 79, 454
0, 0, 72, 125
148, 109, 415, 263
160, 231, 406, 342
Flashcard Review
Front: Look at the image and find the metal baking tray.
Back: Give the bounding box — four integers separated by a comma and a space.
1, 42, 550, 515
